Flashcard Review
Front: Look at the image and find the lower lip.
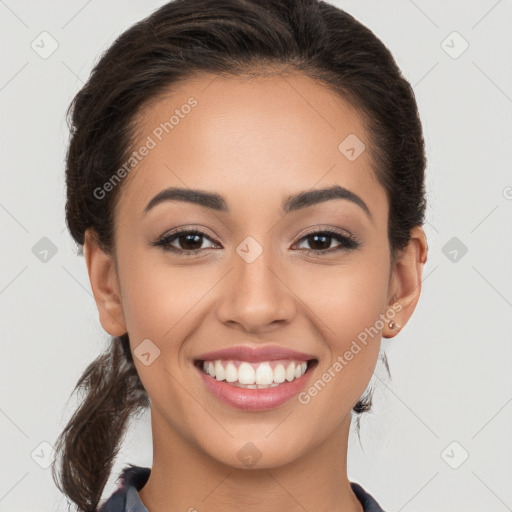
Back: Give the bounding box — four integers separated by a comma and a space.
195, 361, 316, 411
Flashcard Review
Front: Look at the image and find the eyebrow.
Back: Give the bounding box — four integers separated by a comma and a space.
143, 185, 372, 219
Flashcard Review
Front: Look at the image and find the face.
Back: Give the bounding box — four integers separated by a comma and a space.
86, 71, 425, 470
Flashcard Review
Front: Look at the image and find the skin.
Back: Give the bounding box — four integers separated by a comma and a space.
84, 71, 427, 512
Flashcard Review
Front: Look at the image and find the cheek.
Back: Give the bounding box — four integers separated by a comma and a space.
295, 268, 388, 417
117, 248, 209, 342
295, 254, 389, 394
299, 257, 390, 339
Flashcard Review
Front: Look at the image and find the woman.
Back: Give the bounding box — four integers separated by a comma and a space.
51, 0, 428, 511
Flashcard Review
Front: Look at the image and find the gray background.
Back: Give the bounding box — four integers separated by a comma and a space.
1, 1, 511, 510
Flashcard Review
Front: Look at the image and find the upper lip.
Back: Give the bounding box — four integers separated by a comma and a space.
194, 345, 317, 362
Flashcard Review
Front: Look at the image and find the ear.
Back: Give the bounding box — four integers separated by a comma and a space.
383, 226, 428, 339
83, 228, 127, 337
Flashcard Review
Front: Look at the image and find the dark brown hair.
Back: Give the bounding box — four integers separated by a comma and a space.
51, 0, 426, 510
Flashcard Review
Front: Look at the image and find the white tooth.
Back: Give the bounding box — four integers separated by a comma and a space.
225, 362, 238, 382
255, 362, 273, 385
204, 359, 308, 387
273, 363, 286, 383
285, 362, 296, 381
238, 362, 255, 384
214, 360, 225, 381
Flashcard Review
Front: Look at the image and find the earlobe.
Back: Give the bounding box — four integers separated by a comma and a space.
84, 228, 127, 337
383, 226, 428, 339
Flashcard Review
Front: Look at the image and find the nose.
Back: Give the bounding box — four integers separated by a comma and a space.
216, 242, 297, 334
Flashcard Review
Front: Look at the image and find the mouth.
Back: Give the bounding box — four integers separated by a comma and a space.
193, 358, 319, 389
191, 344, 319, 410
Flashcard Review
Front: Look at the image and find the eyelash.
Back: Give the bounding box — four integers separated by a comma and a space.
150, 227, 360, 257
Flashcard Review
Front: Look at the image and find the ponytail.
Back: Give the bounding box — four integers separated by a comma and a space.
51, 334, 149, 512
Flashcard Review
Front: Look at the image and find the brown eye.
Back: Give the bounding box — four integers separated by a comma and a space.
151, 229, 218, 255
294, 229, 360, 255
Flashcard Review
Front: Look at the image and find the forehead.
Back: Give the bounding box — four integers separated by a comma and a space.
115, 71, 384, 218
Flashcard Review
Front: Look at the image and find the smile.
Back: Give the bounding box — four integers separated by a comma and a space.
194, 358, 318, 410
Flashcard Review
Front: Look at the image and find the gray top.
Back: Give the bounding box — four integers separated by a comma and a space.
98, 465, 385, 512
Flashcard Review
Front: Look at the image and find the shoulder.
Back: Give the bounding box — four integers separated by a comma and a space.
98, 465, 151, 512
350, 481, 386, 512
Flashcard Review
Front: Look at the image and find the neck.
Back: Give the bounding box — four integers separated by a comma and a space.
138, 411, 364, 512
